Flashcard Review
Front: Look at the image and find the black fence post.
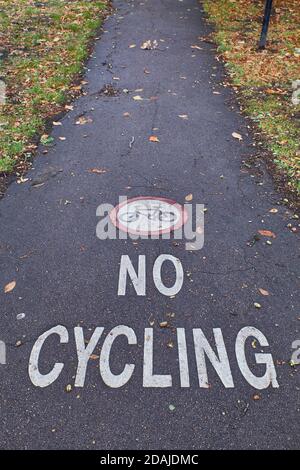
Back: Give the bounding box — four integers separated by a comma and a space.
258, 0, 273, 49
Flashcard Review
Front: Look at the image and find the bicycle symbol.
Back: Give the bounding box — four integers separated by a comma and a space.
118, 207, 177, 224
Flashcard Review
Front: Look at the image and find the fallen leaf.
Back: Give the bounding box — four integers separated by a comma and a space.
53, 121, 62, 126
258, 288, 269, 296
269, 208, 278, 213
178, 114, 188, 120
141, 39, 158, 50
129, 44, 136, 48
252, 394, 261, 401
65, 384, 72, 393
232, 132, 243, 141
191, 45, 202, 50
17, 176, 29, 184
133, 95, 143, 101
90, 354, 100, 360
123, 112, 131, 117
4, 281, 16, 293
59, 136, 66, 141
88, 168, 107, 174
76, 116, 93, 125
16, 313, 25, 320
149, 135, 159, 142
41, 135, 54, 146
254, 302, 261, 309
258, 229, 276, 238
159, 321, 168, 328
185, 193, 193, 202
169, 404, 176, 411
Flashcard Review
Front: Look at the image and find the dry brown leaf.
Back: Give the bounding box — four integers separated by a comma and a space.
269, 208, 278, 213
258, 229, 276, 238
252, 394, 261, 401
4, 281, 16, 293
149, 135, 159, 142
258, 288, 269, 296
90, 354, 100, 360
185, 193, 193, 202
88, 168, 107, 174
76, 116, 93, 125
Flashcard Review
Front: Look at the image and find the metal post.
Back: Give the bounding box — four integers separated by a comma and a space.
258, 0, 273, 49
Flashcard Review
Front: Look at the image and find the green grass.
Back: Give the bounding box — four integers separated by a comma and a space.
203, 0, 300, 193
0, 0, 110, 174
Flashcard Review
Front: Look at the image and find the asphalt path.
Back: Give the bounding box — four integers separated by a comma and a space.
0, 0, 299, 450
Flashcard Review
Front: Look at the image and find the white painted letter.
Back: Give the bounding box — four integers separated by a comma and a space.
153, 254, 184, 296
143, 328, 172, 387
0, 341, 6, 365
99, 325, 137, 388
193, 328, 234, 388
28, 325, 68, 388
177, 328, 190, 387
235, 326, 279, 389
74, 327, 104, 387
118, 255, 146, 296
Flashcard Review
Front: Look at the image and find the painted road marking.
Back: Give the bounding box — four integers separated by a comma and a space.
28, 325, 279, 390
109, 196, 188, 236
118, 254, 184, 296
25, 195, 282, 392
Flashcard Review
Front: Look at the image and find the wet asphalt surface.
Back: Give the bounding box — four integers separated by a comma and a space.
0, 0, 299, 450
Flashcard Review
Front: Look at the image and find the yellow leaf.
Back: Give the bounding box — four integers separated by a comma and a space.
133, 95, 143, 101
185, 193, 193, 201
4, 281, 16, 293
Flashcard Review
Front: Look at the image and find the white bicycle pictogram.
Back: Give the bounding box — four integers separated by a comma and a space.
118, 206, 177, 224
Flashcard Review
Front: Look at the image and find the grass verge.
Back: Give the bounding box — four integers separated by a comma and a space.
0, 0, 110, 176
203, 0, 300, 195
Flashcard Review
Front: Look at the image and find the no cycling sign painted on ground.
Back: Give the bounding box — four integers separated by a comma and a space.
109, 196, 188, 236
25, 193, 286, 392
